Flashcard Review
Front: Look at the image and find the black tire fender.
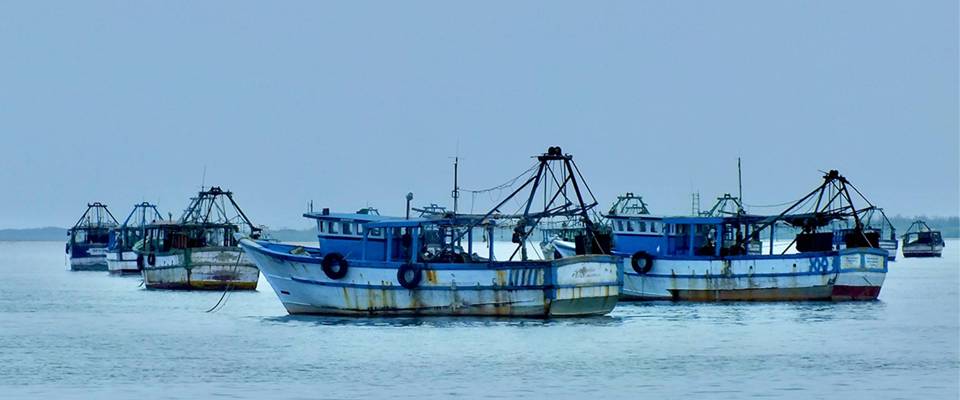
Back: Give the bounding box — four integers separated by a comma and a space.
147, 253, 156, 266
631, 251, 654, 274
321, 252, 349, 280
397, 263, 422, 289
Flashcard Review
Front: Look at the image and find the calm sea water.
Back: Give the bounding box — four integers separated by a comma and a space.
0, 240, 957, 399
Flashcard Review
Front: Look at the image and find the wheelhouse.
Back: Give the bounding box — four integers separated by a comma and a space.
305, 208, 395, 258
70, 226, 113, 247
108, 202, 163, 253
304, 211, 494, 264
142, 222, 242, 253
68, 202, 119, 251
903, 231, 943, 246
612, 215, 769, 258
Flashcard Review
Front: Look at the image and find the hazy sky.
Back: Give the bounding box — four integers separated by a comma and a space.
1, 1, 957, 229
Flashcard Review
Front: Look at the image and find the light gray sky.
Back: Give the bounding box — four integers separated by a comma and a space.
1, 1, 957, 229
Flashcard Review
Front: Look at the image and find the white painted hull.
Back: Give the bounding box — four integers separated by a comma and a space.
141, 247, 259, 290
620, 248, 887, 301
902, 244, 944, 258
106, 251, 139, 275
240, 239, 621, 317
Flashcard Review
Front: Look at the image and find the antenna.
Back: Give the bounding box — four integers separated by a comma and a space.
201, 165, 207, 191
452, 156, 460, 214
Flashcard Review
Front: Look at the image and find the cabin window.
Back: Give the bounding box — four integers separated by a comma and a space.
616, 221, 624, 232
627, 221, 634, 232
639, 221, 647, 232
369, 228, 382, 237
318, 221, 324, 233
650, 222, 657, 233
357, 224, 364, 236
72, 230, 87, 243
342, 222, 353, 235
328, 222, 339, 234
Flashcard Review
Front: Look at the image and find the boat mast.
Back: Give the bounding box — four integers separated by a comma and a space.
452, 157, 459, 214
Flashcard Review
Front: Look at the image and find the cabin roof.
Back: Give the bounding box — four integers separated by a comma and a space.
365, 215, 495, 228
303, 211, 395, 222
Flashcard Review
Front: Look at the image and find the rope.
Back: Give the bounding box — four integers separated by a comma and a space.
744, 198, 805, 208
205, 251, 243, 313
460, 163, 538, 194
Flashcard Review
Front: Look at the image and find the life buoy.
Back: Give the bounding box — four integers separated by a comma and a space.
321, 252, 349, 280
631, 251, 653, 274
397, 263, 422, 289
136, 254, 145, 269
147, 253, 156, 266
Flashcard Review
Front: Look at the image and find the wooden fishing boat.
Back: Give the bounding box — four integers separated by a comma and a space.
901, 220, 945, 258
605, 170, 889, 301
240, 147, 622, 317
138, 187, 261, 290
66, 202, 119, 271
106, 202, 163, 275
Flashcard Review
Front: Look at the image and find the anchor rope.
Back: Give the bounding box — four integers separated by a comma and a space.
205, 250, 243, 313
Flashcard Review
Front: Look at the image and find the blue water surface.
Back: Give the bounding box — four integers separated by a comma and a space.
0, 240, 957, 399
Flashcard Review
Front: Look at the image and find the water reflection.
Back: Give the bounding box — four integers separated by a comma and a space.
259, 313, 624, 328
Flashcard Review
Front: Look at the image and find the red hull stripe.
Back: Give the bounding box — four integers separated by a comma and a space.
831, 285, 881, 300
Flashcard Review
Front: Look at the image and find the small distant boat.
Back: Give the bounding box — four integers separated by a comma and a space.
66, 203, 119, 271
106, 202, 163, 275
901, 220, 945, 258
240, 147, 622, 317
138, 187, 261, 290
605, 170, 889, 301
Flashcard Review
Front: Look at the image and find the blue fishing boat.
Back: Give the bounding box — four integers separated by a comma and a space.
240, 147, 622, 317
66, 202, 119, 271
138, 187, 261, 290
106, 202, 163, 275
605, 170, 889, 301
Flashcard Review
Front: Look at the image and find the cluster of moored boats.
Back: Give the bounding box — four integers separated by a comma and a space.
66, 187, 261, 290
65, 147, 945, 318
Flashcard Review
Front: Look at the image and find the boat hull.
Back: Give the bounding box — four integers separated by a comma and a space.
106, 250, 140, 275
141, 247, 259, 290
69, 256, 108, 271
240, 239, 621, 317
902, 244, 943, 258
619, 248, 887, 301
68, 245, 108, 271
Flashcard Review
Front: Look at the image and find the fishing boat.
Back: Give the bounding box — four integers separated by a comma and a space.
240, 147, 622, 317
138, 187, 261, 290
901, 220, 945, 258
606, 170, 888, 301
106, 202, 163, 275
66, 202, 119, 271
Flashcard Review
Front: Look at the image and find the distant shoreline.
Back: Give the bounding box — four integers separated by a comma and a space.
3, 216, 958, 241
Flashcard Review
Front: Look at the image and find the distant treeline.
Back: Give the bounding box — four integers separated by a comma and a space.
887, 216, 959, 237
2, 216, 957, 241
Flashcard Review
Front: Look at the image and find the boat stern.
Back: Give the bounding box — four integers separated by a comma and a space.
832, 247, 888, 300
547, 255, 622, 316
